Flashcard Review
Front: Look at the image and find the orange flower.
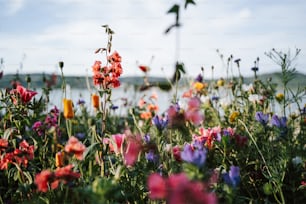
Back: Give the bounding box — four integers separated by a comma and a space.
147, 104, 159, 112
63, 99, 74, 119
55, 151, 65, 168
140, 111, 152, 120
64, 136, 86, 160
92, 94, 100, 109
182, 89, 193, 98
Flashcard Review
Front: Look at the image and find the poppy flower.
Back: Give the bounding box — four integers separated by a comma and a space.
64, 136, 86, 160
35, 170, 53, 192
147, 173, 167, 199
63, 99, 74, 119
123, 136, 142, 166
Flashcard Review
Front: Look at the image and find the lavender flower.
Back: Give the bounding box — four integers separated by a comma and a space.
255, 112, 269, 125
223, 165, 240, 187
181, 144, 207, 167
271, 115, 287, 128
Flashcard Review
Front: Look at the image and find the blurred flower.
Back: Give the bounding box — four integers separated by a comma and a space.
271, 115, 287, 128
63, 99, 74, 119
147, 173, 217, 204
223, 165, 240, 187
123, 136, 142, 167
139, 65, 150, 73
172, 145, 182, 162
91, 94, 100, 109
185, 97, 204, 126
275, 93, 284, 103
108, 51, 122, 63
147, 173, 167, 199
195, 74, 203, 82
75, 132, 86, 140
64, 136, 86, 160
77, 99, 85, 105
140, 111, 152, 120
248, 94, 263, 103
234, 134, 248, 147
292, 156, 302, 166
152, 115, 168, 131
193, 82, 205, 92
217, 78, 225, 87
146, 150, 159, 163
255, 112, 269, 125
112, 134, 125, 154
229, 111, 239, 123
182, 89, 193, 98
147, 104, 159, 112
55, 151, 65, 168
181, 143, 207, 167
35, 170, 53, 192
32, 121, 44, 136
0, 139, 8, 153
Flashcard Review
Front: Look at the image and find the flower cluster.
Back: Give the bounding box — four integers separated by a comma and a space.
147, 172, 217, 204
35, 164, 80, 192
92, 51, 122, 89
0, 139, 34, 170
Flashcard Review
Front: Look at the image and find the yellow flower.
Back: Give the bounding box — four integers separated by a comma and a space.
275, 93, 284, 102
92, 94, 100, 109
63, 98, 74, 119
193, 82, 204, 91
229, 111, 239, 123
217, 78, 225, 87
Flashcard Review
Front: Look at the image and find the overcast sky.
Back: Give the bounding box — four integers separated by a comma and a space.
1, 0, 305, 79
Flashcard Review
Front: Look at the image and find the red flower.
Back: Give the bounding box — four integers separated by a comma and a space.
54, 164, 80, 181
108, 51, 122, 63
35, 170, 53, 192
65, 136, 86, 160
0, 138, 8, 152
139, 65, 150, 73
148, 173, 167, 199
16, 85, 37, 103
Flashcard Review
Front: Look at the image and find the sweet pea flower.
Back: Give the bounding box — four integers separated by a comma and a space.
271, 114, 287, 128
181, 143, 207, 167
223, 165, 240, 187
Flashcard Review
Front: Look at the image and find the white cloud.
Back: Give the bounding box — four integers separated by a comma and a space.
6, 0, 26, 15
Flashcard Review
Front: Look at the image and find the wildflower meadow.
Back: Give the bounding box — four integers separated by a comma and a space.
1, 2, 306, 204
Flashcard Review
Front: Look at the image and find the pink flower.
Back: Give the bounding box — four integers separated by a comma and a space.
112, 134, 125, 154
16, 85, 37, 103
64, 136, 86, 160
147, 173, 167, 199
123, 136, 142, 166
147, 172, 217, 204
185, 97, 204, 126
172, 145, 182, 162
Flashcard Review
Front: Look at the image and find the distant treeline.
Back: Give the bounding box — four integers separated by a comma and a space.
0, 72, 305, 90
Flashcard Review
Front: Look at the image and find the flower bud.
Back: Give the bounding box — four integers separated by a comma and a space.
92, 94, 100, 109
63, 98, 74, 119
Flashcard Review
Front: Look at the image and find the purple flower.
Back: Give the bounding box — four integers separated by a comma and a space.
271, 115, 287, 128
146, 150, 159, 163
181, 144, 207, 167
211, 96, 219, 101
75, 132, 86, 140
152, 115, 168, 131
77, 99, 85, 105
144, 134, 150, 143
255, 112, 269, 125
32, 121, 44, 136
110, 104, 119, 110
195, 74, 203, 82
223, 165, 240, 187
